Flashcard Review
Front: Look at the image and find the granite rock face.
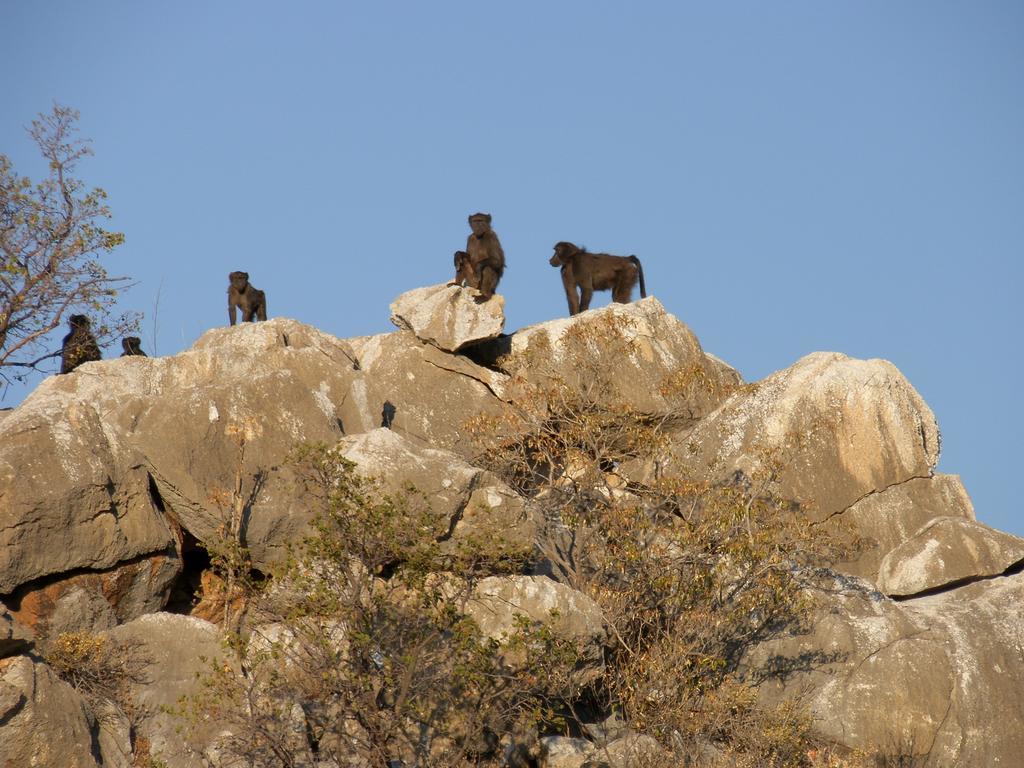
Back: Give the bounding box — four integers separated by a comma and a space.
672, 351, 940, 518
745, 570, 1024, 766
0, 298, 1019, 767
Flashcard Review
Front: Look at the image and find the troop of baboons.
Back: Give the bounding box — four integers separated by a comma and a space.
58, 212, 648, 374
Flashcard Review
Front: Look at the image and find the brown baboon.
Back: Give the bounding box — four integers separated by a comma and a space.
60, 315, 101, 374
120, 337, 146, 357
449, 250, 480, 289
227, 271, 267, 325
549, 241, 646, 316
465, 213, 505, 302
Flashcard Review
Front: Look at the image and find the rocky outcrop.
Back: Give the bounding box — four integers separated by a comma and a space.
672, 352, 939, 515
836, 473, 975, 580
467, 575, 607, 683
0, 319, 365, 598
347, 329, 509, 453
663, 352, 941, 574
6, 551, 181, 646
0, 295, 1018, 767
104, 613, 226, 768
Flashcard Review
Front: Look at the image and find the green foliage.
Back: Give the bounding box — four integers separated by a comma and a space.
0, 103, 138, 390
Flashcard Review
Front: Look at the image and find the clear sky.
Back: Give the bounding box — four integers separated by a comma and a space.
3, 2, 1022, 536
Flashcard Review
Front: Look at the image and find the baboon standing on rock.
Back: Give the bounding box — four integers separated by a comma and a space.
227, 271, 267, 325
464, 213, 505, 302
60, 315, 101, 374
549, 241, 646, 316
121, 337, 146, 357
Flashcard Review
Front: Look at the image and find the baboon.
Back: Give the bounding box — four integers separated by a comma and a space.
381, 400, 397, 429
465, 213, 505, 302
120, 337, 147, 357
227, 271, 268, 325
549, 241, 646, 316
60, 315, 101, 374
449, 250, 480, 289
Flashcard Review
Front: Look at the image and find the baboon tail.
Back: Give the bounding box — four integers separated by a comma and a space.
630, 255, 646, 298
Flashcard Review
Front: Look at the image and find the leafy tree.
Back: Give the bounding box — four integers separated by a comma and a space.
0, 103, 138, 392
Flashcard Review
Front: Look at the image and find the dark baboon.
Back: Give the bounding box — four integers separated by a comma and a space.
120, 337, 146, 357
465, 213, 505, 302
549, 241, 646, 316
381, 400, 397, 429
60, 314, 101, 374
449, 250, 480, 289
227, 271, 268, 325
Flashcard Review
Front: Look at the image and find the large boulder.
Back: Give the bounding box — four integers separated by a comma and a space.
669, 351, 940, 526
104, 613, 227, 768
0, 319, 369, 596
0, 655, 105, 767
496, 298, 740, 420
466, 575, 607, 683
6, 550, 181, 646
0, 429, 176, 595
390, 283, 505, 352
745, 570, 1024, 766
347, 330, 510, 455
877, 517, 1024, 597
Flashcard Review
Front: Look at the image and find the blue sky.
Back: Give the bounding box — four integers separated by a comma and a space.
3, 2, 1022, 535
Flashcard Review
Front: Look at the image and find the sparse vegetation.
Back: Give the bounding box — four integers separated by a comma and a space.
467, 315, 843, 766
182, 444, 575, 767
180, 315, 854, 767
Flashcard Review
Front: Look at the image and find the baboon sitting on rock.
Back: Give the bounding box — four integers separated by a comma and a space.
121, 337, 146, 357
461, 213, 505, 303
60, 315, 101, 374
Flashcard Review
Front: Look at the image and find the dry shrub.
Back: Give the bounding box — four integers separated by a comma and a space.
467, 315, 842, 767
45, 630, 147, 711
183, 445, 574, 767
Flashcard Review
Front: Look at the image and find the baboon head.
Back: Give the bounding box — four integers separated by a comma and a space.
122, 337, 144, 355
468, 213, 493, 238
550, 241, 580, 267
69, 314, 91, 331
228, 271, 250, 290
